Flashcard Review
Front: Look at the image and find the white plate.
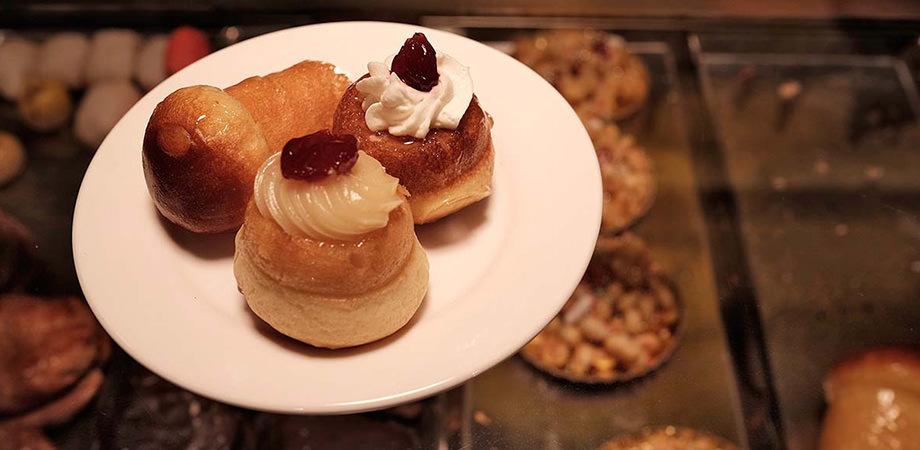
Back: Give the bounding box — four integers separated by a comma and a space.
73, 21, 601, 414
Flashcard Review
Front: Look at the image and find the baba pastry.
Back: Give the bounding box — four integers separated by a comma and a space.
143, 60, 350, 233
333, 33, 494, 224
820, 347, 920, 450
234, 130, 429, 348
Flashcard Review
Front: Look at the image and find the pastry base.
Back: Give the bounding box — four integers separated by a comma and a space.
234, 235, 429, 349
410, 141, 494, 224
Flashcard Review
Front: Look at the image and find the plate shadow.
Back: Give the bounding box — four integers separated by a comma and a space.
415, 196, 490, 249
155, 206, 236, 260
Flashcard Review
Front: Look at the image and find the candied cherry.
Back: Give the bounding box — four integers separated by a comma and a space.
391, 32, 439, 92
281, 130, 358, 181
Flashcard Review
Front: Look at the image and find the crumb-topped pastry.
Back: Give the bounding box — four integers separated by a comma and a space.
233, 130, 429, 348
585, 122, 656, 234
333, 33, 494, 224
521, 233, 679, 383
514, 30, 650, 121
598, 426, 740, 450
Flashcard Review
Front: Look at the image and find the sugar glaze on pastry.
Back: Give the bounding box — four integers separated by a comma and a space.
253, 150, 404, 241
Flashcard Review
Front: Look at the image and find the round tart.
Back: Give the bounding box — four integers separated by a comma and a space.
514, 30, 650, 121
520, 233, 681, 383
585, 122, 656, 234
598, 426, 740, 450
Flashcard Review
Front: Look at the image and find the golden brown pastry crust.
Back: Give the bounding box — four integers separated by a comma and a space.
143, 85, 270, 233
227, 61, 350, 153
234, 200, 428, 348
820, 347, 920, 450
332, 78, 493, 223
825, 346, 920, 400
143, 61, 350, 233
235, 237, 428, 349
408, 141, 493, 223
235, 201, 414, 296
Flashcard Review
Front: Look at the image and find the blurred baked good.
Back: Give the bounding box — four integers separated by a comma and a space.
17, 80, 73, 132
0, 131, 26, 186
587, 122, 655, 234
165, 26, 212, 75
521, 233, 680, 383
0, 425, 54, 450
35, 32, 90, 89
599, 426, 740, 450
820, 347, 920, 450
234, 131, 428, 348
0, 38, 37, 101
74, 80, 141, 148
514, 30, 650, 121
0, 294, 109, 415
85, 29, 140, 83
134, 34, 168, 91
143, 60, 349, 233
0, 209, 37, 293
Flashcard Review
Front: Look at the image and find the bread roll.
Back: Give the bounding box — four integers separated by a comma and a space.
36, 33, 89, 89
0, 39, 38, 101
85, 29, 140, 83
75, 81, 141, 149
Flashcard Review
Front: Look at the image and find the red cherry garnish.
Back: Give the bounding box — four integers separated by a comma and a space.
391, 32, 439, 92
281, 130, 358, 181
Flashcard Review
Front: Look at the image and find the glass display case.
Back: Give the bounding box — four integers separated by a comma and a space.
1, 5, 918, 450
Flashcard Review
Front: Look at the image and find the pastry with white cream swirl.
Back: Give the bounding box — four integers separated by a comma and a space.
234, 130, 429, 349
253, 150, 404, 241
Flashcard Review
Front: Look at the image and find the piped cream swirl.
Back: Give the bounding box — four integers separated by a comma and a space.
254, 151, 404, 241
356, 53, 473, 139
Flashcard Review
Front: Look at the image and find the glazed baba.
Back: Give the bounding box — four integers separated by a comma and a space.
333, 33, 494, 224
233, 130, 429, 348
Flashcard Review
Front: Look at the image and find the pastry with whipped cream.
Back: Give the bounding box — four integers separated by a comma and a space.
234, 130, 429, 348
332, 32, 494, 224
